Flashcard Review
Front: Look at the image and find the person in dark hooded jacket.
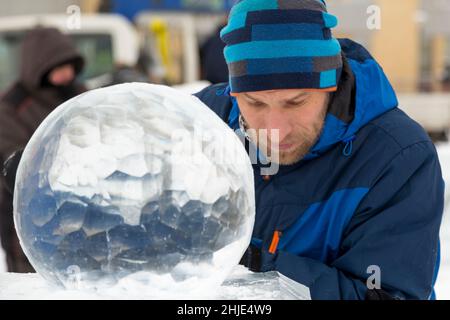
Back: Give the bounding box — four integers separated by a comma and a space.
0, 27, 85, 272
200, 23, 229, 84
194, 0, 445, 300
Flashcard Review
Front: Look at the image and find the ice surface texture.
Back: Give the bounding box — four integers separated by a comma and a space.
14, 83, 255, 297
0, 266, 311, 300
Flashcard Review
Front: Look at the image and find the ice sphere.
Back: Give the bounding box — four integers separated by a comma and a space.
14, 83, 255, 296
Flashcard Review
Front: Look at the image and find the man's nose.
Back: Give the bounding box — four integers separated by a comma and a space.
265, 111, 292, 143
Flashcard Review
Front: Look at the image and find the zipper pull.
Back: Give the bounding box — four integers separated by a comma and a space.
269, 231, 282, 254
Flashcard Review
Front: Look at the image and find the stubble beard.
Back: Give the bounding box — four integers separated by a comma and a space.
243, 110, 327, 166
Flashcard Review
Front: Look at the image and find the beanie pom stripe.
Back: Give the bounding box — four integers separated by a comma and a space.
230, 0, 278, 16
224, 39, 342, 63
222, 22, 331, 46
252, 23, 330, 41
230, 69, 341, 93
246, 9, 325, 26
228, 54, 342, 77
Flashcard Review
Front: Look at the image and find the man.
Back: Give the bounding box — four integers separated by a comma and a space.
0, 27, 85, 272
195, 0, 444, 299
200, 20, 229, 84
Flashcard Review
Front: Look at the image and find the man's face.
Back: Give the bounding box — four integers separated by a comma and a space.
48, 64, 75, 86
234, 89, 329, 165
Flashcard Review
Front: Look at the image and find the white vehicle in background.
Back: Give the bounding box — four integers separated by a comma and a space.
135, 11, 224, 86
398, 94, 450, 141
0, 14, 140, 91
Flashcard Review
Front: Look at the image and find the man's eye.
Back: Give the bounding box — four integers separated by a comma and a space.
250, 101, 266, 107
287, 100, 306, 107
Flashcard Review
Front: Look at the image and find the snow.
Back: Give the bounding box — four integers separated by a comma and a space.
0, 266, 310, 300
0, 249, 5, 273
172, 81, 210, 94
434, 143, 450, 300
435, 207, 450, 299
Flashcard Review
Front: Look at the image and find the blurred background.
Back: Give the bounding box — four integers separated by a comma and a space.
0, 0, 449, 299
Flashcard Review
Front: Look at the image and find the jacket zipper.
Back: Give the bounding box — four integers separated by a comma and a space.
269, 231, 282, 254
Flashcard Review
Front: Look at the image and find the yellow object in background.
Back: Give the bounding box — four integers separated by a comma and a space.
150, 19, 176, 83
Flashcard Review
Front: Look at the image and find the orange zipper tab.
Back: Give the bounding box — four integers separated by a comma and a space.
269, 231, 282, 254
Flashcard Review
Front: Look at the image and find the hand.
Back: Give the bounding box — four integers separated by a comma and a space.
2, 149, 23, 195
239, 243, 262, 272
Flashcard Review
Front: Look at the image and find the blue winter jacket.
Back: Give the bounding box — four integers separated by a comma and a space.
194, 39, 445, 300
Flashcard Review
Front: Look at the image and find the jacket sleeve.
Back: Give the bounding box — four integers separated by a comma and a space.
0, 105, 29, 165
272, 141, 445, 300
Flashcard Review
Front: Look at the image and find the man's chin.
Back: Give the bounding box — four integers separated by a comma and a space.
267, 148, 307, 166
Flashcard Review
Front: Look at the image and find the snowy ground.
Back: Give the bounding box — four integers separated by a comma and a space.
433, 143, 450, 299
0, 249, 5, 273
1, 144, 450, 299
0, 266, 310, 300
435, 208, 450, 299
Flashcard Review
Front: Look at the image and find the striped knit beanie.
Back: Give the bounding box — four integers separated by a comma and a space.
220, 0, 342, 93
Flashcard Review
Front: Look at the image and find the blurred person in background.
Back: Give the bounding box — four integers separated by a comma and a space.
0, 27, 85, 272
200, 19, 229, 84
